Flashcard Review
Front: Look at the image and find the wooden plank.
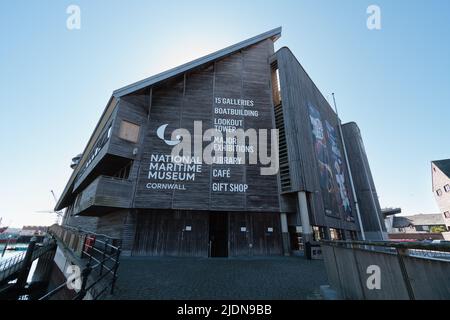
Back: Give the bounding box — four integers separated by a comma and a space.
276, 47, 360, 231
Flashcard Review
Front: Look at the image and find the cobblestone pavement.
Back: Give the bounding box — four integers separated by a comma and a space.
107, 256, 327, 300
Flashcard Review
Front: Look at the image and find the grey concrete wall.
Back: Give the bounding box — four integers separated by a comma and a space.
322, 243, 450, 300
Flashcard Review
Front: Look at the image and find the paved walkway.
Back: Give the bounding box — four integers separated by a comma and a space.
108, 256, 327, 300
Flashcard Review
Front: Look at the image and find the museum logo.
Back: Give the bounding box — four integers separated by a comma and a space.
157, 124, 182, 146
155, 121, 279, 176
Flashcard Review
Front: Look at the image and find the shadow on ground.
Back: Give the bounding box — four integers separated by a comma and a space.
107, 256, 327, 300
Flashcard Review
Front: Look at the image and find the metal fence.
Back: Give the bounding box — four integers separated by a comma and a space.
0, 251, 26, 284
41, 224, 122, 300
321, 240, 450, 300
0, 240, 57, 286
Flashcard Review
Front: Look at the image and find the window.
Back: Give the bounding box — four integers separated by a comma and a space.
444, 184, 450, 193
329, 228, 344, 241
113, 161, 133, 180
416, 225, 430, 232
74, 194, 82, 210
313, 226, 327, 241
444, 212, 450, 219
349, 231, 358, 241
436, 189, 443, 196
119, 120, 140, 143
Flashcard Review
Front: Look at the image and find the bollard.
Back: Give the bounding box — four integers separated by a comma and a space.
305, 242, 312, 260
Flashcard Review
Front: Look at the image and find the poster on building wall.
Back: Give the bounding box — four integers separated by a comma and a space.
308, 102, 355, 222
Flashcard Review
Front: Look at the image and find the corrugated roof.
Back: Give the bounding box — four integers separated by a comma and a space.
393, 214, 445, 228
392, 216, 413, 228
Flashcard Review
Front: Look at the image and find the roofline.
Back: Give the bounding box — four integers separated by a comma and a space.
55, 28, 282, 211
113, 27, 282, 97
274, 46, 337, 116
55, 96, 118, 211
431, 159, 450, 163
431, 159, 450, 191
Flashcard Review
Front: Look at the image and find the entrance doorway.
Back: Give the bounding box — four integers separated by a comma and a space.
209, 213, 228, 257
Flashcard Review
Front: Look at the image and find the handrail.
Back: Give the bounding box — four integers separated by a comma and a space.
320, 239, 450, 299
43, 224, 122, 300
320, 240, 450, 253
0, 240, 57, 286
38, 282, 68, 300
49, 224, 119, 243
0, 252, 26, 283
0, 252, 26, 271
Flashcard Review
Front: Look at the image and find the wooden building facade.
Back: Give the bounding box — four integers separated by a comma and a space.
56, 28, 384, 257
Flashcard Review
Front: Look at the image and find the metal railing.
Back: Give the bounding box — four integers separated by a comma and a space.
322, 239, 450, 250
0, 251, 26, 283
0, 240, 57, 286
320, 240, 450, 300
41, 224, 122, 300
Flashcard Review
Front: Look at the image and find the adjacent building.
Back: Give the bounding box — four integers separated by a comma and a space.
386, 213, 447, 241
17, 226, 48, 243
432, 159, 450, 239
55, 28, 385, 257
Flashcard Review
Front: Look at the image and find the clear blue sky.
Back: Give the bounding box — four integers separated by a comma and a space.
1, 0, 449, 227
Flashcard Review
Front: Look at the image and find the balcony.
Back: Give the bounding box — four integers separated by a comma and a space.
73, 151, 133, 193
73, 175, 134, 216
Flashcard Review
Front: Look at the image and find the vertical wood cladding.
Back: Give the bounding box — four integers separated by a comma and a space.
132, 39, 280, 212
229, 212, 282, 257
130, 210, 282, 257
121, 210, 138, 254
131, 210, 209, 257
64, 216, 98, 233
95, 210, 128, 239
64, 39, 284, 257
276, 47, 357, 231
342, 122, 385, 233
